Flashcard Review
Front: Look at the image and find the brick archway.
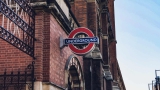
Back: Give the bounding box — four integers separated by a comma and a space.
65, 55, 84, 90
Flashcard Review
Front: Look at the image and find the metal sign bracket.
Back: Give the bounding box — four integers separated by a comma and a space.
60, 36, 67, 49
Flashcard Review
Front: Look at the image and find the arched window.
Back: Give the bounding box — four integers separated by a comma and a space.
65, 55, 85, 90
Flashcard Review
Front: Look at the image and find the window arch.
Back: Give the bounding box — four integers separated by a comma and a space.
65, 55, 85, 90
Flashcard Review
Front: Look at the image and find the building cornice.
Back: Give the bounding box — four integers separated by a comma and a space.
31, 0, 80, 34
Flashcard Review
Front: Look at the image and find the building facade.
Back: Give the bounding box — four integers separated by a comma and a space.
0, 0, 125, 90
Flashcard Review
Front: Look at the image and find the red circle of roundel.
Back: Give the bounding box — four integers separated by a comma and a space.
68, 27, 95, 55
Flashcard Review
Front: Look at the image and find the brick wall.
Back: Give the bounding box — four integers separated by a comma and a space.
73, 0, 88, 27
0, 40, 33, 72
0, 7, 84, 87
50, 14, 73, 86
40, 11, 83, 86
0, 16, 33, 73
87, 2, 97, 35
34, 10, 45, 81
108, 0, 118, 81
108, 0, 116, 36
49, 14, 71, 85
0, 10, 45, 81
101, 12, 109, 65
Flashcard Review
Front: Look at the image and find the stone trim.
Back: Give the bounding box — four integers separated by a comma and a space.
43, 82, 65, 90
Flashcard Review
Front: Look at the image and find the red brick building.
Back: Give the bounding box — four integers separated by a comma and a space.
0, 0, 125, 90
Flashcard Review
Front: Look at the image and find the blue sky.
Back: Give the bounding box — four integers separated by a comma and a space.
115, 0, 160, 90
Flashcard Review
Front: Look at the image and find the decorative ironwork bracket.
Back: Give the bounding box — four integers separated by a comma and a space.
0, 1, 34, 37
14, 0, 35, 19
0, 26, 34, 58
0, 0, 35, 58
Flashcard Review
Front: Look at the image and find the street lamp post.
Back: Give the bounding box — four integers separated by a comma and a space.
155, 70, 160, 90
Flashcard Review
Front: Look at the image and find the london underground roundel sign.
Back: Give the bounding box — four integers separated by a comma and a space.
64, 27, 99, 55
